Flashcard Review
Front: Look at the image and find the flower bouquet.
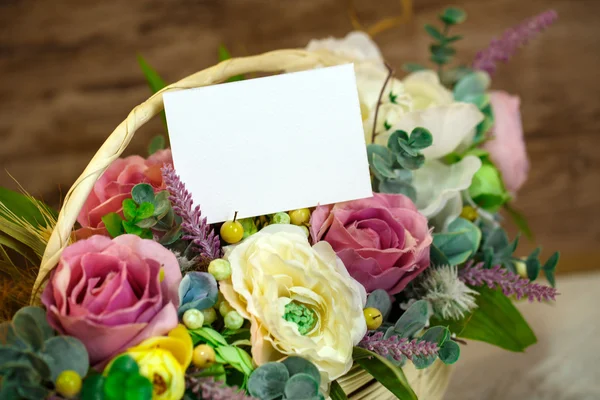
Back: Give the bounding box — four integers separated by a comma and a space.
0, 6, 560, 400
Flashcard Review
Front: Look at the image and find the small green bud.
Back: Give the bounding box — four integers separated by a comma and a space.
224, 311, 244, 330
202, 308, 218, 326
182, 309, 204, 330
208, 259, 232, 281
272, 212, 291, 224
515, 258, 528, 278
219, 301, 235, 317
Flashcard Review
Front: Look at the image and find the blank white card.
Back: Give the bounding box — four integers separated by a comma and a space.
163, 64, 372, 224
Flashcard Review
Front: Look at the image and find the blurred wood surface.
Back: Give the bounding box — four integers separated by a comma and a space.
0, 0, 598, 273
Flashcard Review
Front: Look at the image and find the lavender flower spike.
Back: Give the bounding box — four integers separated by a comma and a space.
472, 10, 558, 75
459, 262, 558, 302
359, 331, 439, 362
161, 164, 222, 260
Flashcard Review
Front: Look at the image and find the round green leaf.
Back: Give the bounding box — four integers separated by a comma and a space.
13, 307, 54, 342
440, 7, 467, 25
12, 310, 44, 351
282, 356, 320, 385
81, 374, 106, 400
101, 212, 124, 238
439, 339, 460, 364
131, 184, 155, 205
136, 202, 155, 220
104, 371, 128, 400
365, 290, 392, 320
122, 199, 137, 221
408, 128, 433, 150
284, 373, 319, 399
389, 300, 430, 339
454, 71, 490, 101
248, 362, 289, 400
152, 191, 171, 218
125, 374, 153, 400
108, 355, 139, 375
41, 336, 89, 382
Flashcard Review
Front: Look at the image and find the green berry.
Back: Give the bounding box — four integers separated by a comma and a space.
202, 308, 218, 325
220, 220, 244, 244
182, 309, 205, 330
224, 311, 244, 330
219, 301, 234, 317
272, 212, 291, 224
289, 208, 311, 225
299, 225, 310, 238
56, 370, 82, 398
208, 259, 232, 281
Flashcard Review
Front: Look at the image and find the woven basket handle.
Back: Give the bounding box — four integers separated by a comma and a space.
32, 49, 345, 297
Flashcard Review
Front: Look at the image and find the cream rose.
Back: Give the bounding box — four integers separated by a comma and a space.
219, 224, 367, 382
402, 70, 454, 110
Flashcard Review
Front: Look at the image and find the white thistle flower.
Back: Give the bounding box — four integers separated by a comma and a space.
421, 265, 478, 320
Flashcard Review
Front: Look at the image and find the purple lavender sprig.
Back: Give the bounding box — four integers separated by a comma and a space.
186, 376, 257, 400
459, 262, 558, 302
161, 164, 222, 260
359, 331, 439, 362
472, 10, 558, 75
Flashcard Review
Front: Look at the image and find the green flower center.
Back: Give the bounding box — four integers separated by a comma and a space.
283, 301, 317, 335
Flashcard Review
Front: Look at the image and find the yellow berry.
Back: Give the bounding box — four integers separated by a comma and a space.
202, 308, 218, 325
289, 208, 311, 226
363, 307, 383, 330
192, 344, 216, 369
56, 370, 82, 398
460, 205, 478, 222
220, 221, 244, 244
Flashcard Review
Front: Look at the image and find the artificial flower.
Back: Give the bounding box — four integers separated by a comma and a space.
402, 70, 454, 111
377, 103, 484, 159
219, 224, 366, 382
306, 31, 411, 142
412, 156, 482, 231
42, 234, 181, 368
124, 324, 192, 400
483, 91, 530, 194
310, 193, 432, 295
76, 149, 172, 238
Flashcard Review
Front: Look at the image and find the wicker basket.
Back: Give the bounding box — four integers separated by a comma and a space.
32, 49, 452, 399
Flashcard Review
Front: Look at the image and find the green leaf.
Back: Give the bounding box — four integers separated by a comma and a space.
352, 347, 417, 400
158, 225, 182, 245
0, 187, 56, 227
148, 135, 166, 156
136, 202, 155, 220
217, 45, 244, 82
526, 254, 542, 281
367, 144, 394, 165
107, 355, 139, 375
282, 356, 320, 384
396, 152, 425, 170
122, 199, 137, 221
122, 220, 144, 236
402, 63, 426, 72
458, 286, 537, 352
430, 53, 451, 65
101, 212, 124, 238
329, 380, 349, 400
135, 217, 157, 229
412, 326, 450, 369
424, 24, 445, 42
387, 300, 430, 339
408, 127, 433, 150
13, 306, 54, 344
247, 362, 289, 400
372, 154, 397, 179
124, 374, 153, 400
132, 184, 155, 205
137, 55, 168, 130
433, 218, 481, 265
12, 309, 45, 351
41, 336, 89, 382
439, 7, 467, 25
215, 346, 254, 376
469, 163, 510, 212
454, 71, 491, 101
543, 252, 559, 287
430, 44, 456, 57
284, 373, 319, 399
430, 243, 450, 266
0, 232, 39, 264
438, 340, 460, 364
443, 35, 463, 43
80, 374, 106, 400
504, 204, 534, 240
189, 327, 228, 347
387, 130, 409, 152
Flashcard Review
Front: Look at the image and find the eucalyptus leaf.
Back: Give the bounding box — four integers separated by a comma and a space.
12, 311, 44, 351
159, 225, 182, 246
132, 184, 155, 205
248, 362, 289, 400
438, 339, 460, 364
135, 217, 157, 229
396, 152, 425, 170
378, 179, 417, 200
424, 24, 445, 42
440, 7, 467, 25
387, 130, 409, 153
543, 252, 559, 287
153, 191, 171, 218
372, 154, 397, 179
41, 336, 89, 381
366, 144, 394, 166
387, 300, 430, 339
178, 272, 219, 316
13, 306, 54, 343
430, 243, 450, 267
282, 356, 320, 384
284, 373, 319, 399
365, 289, 392, 319
408, 127, 433, 150
433, 218, 481, 265
352, 347, 417, 400
454, 71, 491, 101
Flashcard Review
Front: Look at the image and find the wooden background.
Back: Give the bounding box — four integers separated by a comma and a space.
0, 0, 598, 273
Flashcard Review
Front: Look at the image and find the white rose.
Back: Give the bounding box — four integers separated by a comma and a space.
402, 70, 454, 110
219, 224, 367, 382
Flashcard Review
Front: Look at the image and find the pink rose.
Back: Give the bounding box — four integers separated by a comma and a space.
483, 91, 530, 194
76, 149, 173, 238
41, 234, 181, 369
310, 193, 432, 295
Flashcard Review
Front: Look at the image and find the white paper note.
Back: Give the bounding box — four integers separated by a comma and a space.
164, 64, 372, 224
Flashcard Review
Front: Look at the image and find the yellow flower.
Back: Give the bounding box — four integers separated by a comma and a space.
125, 324, 193, 400
220, 225, 367, 382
